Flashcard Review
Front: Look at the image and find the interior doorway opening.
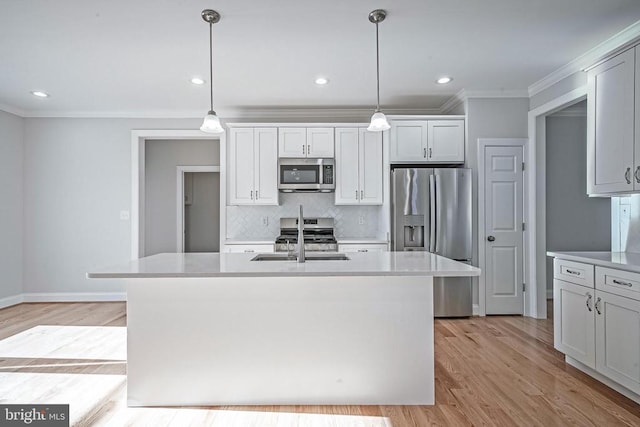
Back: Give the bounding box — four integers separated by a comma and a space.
177, 167, 220, 253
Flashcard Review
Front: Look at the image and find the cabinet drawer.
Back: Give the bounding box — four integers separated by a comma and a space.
225, 244, 274, 253
338, 243, 388, 253
596, 267, 640, 301
554, 258, 594, 288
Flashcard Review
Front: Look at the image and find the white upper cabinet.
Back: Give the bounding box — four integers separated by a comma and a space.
228, 127, 278, 205
334, 128, 382, 205
279, 127, 334, 158
587, 48, 636, 195
427, 120, 465, 162
390, 119, 464, 163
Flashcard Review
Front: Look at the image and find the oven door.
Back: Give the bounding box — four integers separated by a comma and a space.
278, 158, 334, 192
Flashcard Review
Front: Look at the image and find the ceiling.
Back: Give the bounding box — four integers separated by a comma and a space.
1, 0, 640, 117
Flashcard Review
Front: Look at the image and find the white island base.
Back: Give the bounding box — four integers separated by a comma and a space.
126, 275, 434, 406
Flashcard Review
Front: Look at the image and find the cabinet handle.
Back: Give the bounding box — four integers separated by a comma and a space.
565, 269, 581, 276
361, 190, 364, 199
625, 167, 631, 184
308, 144, 311, 155
612, 278, 633, 287
586, 293, 593, 312
423, 148, 427, 158
429, 147, 433, 158
355, 190, 359, 200
255, 190, 259, 200
635, 166, 640, 183
244, 249, 254, 253
358, 249, 369, 252
595, 297, 602, 315
250, 190, 254, 200
303, 144, 306, 155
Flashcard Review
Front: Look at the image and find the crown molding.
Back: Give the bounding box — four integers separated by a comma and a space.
528, 20, 640, 97
0, 103, 26, 117
439, 88, 529, 114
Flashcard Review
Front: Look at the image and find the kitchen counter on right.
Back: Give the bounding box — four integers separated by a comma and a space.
547, 251, 640, 274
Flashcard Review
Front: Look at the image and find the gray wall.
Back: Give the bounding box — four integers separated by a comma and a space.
185, 172, 220, 252
145, 139, 219, 256
0, 110, 24, 301
466, 97, 530, 305
23, 118, 201, 295
545, 112, 611, 295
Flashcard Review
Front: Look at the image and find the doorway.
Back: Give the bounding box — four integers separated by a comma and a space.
177, 167, 220, 252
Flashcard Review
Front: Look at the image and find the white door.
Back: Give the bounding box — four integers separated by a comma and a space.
595, 289, 640, 394
390, 121, 427, 162
334, 128, 359, 205
307, 128, 335, 157
278, 128, 306, 157
427, 120, 464, 163
358, 129, 383, 205
254, 128, 279, 205
228, 128, 255, 205
554, 279, 596, 368
484, 145, 524, 314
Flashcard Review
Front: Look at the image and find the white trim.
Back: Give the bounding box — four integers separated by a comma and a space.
439, 90, 529, 115
546, 288, 553, 299
22, 292, 126, 302
131, 130, 226, 259
472, 304, 480, 316
528, 21, 640, 97
0, 104, 27, 117
0, 294, 24, 309
477, 138, 528, 317
566, 356, 640, 405
548, 109, 587, 118
176, 166, 220, 252
527, 86, 588, 319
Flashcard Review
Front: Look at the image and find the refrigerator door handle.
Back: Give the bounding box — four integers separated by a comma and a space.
429, 174, 436, 253
435, 174, 442, 253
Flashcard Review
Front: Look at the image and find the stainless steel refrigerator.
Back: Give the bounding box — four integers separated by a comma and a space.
391, 168, 473, 317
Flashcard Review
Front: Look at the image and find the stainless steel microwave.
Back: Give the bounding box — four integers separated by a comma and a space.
278, 158, 335, 192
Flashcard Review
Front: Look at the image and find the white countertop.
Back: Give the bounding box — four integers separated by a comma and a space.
89, 252, 480, 279
337, 239, 388, 244
224, 240, 274, 245
547, 251, 640, 273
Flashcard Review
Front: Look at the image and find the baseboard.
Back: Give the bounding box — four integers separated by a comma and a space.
0, 294, 25, 309
566, 356, 640, 404
22, 292, 126, 302
472, 304, 480, 316
547, 288, 553, 299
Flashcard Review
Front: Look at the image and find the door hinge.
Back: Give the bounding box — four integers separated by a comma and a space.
522, 162, 525, 171
522, 222, 525, 231
523, 283, 526, 292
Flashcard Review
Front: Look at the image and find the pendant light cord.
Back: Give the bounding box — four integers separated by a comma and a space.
209, 22, 214, 112
375, 21, 380, 112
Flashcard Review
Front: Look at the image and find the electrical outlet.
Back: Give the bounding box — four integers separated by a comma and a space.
358, 215, 364, 225
262, 216, 269, 227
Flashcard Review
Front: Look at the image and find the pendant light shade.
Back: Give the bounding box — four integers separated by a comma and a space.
200, 110, 224, 133
367, 9, 389, 133
200, 9, 224, 135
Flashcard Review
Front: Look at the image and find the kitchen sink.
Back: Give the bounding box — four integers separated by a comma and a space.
251, 253, 349, 261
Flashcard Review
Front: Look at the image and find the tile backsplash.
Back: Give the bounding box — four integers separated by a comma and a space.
226, 192, 385, 240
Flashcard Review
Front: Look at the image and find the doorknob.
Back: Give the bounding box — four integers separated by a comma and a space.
487, 236, 495, 242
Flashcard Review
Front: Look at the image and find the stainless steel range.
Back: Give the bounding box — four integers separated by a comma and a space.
275, 217, 338, 252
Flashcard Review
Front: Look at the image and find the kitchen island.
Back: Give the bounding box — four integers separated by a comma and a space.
89, 251, 480, 406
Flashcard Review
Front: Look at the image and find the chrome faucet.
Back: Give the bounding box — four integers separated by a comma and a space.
298, 204, 305, 263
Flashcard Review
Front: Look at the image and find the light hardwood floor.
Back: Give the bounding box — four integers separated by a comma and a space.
0, 302, 639, 426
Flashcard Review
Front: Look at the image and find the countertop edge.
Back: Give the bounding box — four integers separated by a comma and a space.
547, 251, 640, 274
88, 270, 480, 279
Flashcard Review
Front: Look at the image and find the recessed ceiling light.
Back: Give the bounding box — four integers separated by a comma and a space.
191, 77, 205, 85
315, 77, 329, 85
31, 91, 49, 98
436, 77, 453, 84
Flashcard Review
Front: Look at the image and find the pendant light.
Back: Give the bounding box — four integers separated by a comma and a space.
200, 9, 224, 134
367, 9, 390, 132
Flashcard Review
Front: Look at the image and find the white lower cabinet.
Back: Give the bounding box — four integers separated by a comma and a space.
554, 279, 596, 368
225, 244, 274, 253
553, 259, 640, 398
595, 290, 640, 394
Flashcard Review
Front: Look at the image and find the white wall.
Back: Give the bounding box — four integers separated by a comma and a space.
185, 172, 220, 252
545, 112, 611, 295
466, 97, 530, 306
530, 71, 587, 110
144, 139, 219, 256
0, 110, 24, 303
23, 118, 201, 296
